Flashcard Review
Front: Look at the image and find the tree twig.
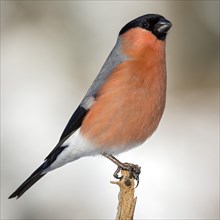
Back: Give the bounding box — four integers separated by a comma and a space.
111, 170, 137, 220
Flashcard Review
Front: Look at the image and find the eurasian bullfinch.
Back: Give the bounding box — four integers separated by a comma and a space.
9, 14, 172, 199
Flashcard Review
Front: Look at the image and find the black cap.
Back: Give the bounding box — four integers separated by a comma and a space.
119, 14, 172, 40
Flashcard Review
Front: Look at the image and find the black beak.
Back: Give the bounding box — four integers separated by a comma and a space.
154, 19, 172, 34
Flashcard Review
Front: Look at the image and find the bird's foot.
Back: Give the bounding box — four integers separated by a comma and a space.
102, 152, 141, 187
113, 162, 141, 187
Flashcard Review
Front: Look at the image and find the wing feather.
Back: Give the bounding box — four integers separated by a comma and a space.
45, 38, 127, 159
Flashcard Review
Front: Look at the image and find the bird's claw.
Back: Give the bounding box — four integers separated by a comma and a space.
113, 162, 141, 187
113, 166, 123, 180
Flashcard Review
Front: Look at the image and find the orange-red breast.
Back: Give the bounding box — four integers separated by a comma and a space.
9, 14, 172, 199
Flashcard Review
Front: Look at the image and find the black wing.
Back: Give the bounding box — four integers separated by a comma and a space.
59, 106, 88, 141
45, 106, 88, 160
45, 38, 126, 160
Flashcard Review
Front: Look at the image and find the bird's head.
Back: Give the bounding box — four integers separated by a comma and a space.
118, 14, 172, 58
119, 14, 172, 41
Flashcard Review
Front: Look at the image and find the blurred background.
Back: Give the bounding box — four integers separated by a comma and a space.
1, 1, 219, 219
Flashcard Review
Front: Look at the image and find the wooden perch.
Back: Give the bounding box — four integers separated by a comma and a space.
111, 170, 137, 220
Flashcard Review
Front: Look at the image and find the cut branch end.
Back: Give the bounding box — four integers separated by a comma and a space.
111, 170, 137, 220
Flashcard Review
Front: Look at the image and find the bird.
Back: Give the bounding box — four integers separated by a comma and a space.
9, 14, 172, 199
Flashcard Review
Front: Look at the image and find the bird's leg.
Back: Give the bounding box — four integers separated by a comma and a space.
102, 152, 141, 187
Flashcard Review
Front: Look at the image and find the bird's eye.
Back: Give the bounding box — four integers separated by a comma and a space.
142, 22, 149, 29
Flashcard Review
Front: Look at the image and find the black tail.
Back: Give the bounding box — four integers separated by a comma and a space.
8, 161, 49, 199
9, 144, 68, 199
8, 173, 46, 199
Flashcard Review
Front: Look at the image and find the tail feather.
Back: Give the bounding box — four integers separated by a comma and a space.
9, 144, 68, 199
8, 172, 46, 199
8, 160, 50, 199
